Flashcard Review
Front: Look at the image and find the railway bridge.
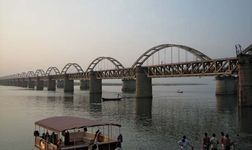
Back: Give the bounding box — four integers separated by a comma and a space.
0, 43, 252, 107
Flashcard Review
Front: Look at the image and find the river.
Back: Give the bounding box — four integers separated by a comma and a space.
0, 78, 252, 150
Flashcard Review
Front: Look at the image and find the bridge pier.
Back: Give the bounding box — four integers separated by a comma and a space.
14, 79, 18, 86
136, 66, 152, 98
36, 79, 44, 90
22, 79, 28, 87
28, 78, 35, 89
9, 80, 13, 86
80, 80, 89, 90
47, 78, 56, 91
64, 75, 74, 93
57, 80, 64, 88
215, 75, 237, 95
238, 54, 252, 107
17, 79, 22, 87
89, 72, 102, 94
122, 78, 136, 92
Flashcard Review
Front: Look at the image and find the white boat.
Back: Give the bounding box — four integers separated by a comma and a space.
34, 116, 122, 150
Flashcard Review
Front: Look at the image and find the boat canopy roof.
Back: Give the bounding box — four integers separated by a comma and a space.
35, 116, 121, 132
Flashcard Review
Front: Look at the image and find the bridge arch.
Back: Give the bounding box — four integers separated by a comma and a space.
35, 69, 46, 77
86, 57, 125, 72
242, 44, 252, 54
61, 63, 84, 74
45, 67, 60, 76
26, 71, 35, 77
19, 72, 27, 78
131, 44, 211, 68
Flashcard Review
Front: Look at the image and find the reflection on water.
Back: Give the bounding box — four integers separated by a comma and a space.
89, 94, 102, 113
216, 95, 237, 112
238, 108, 252, 133
135, 98, 152, 118
90, 94, 102, 103
135, 98, 153, 128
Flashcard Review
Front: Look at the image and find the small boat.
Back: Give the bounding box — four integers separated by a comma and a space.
177, 89, 183, 93
102, 97, 122, 101
34, 116, 122, 150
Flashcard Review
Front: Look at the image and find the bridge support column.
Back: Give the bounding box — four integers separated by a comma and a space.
17, 79, 22, 87
80, 80, 89, 90
14, 79, 18, 86
28, 78, 35, 89
48, 78, 56, 91
89, 72, 102, 94
122, 79, 136, 92
22, 79, 28, 88
136, 67, 152, 98
64, 76, 74, 93
57, 80, 64, 88
36, 79, 44, 90
215, 75, 237, 95
238, 54, 252, 107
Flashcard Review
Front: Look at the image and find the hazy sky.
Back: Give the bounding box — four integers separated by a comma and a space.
0, 0, 252, 76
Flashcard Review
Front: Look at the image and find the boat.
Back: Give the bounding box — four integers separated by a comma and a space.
34, 116, 122, 150
102, 97, 122, 101
177, 89, 183, 93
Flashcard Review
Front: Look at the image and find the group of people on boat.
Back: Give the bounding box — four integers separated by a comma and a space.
34, 130, 59, 145
178, 132, 240, 150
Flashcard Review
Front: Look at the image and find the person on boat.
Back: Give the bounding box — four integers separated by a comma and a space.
42, 133, 46, 139
45, 131, 50, 142
84, 127, 88, 132
115, 142, 122, 150
117, 134, 123, 143
178, 136, 193, 150
223, 134, 233, 150
51, 132, 56, 144
220, 132, 225, 150
33, 130, 39, 137
57, 138, 62, 147
203, 132, 211, 150
64, 130, 70, 145
210, 133, 219, 150
94, 129, 100, 140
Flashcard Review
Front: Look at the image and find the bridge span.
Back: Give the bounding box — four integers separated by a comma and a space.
0, 43, 252, 107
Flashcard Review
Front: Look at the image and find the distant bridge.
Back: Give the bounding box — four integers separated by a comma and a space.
0, 43, 251, 107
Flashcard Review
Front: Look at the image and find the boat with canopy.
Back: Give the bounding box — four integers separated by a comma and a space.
34, 116, 122, 150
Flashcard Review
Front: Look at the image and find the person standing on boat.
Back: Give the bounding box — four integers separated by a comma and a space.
210, 133, 219, 150
178, 136, 193, 150
203, 132, 211, 150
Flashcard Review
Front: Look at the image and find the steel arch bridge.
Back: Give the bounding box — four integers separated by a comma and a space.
131, 44, 211, 68
86, 57, 125, 72
61, 63, 84, 74
35, 69, 46, 77
20, 72, 27, 78
26, 71, 35, 77
242, 44, 252, 54
1, 43, 248, 82
45, 67, 60, 76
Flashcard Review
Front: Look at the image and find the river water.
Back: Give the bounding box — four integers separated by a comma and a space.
0, 78, 252, 150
